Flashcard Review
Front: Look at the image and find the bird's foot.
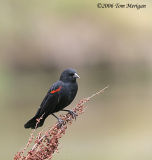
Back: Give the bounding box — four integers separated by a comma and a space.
57, 118, 65, 128
67, 110, 78, 120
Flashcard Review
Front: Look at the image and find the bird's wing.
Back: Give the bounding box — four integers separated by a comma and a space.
37, 81, 63, 116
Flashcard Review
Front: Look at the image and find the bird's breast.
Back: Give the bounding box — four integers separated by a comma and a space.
59, 82, 78, 107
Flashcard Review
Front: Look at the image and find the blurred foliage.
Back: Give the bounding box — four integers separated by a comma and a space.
0, 0, 152, 69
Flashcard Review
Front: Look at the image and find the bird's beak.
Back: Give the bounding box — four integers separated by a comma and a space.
74, 73, 80, 78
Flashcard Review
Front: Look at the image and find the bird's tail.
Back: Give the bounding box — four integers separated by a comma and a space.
24, 114, 47, 129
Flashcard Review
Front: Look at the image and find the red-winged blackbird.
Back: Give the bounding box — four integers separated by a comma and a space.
24, 68, 80, 129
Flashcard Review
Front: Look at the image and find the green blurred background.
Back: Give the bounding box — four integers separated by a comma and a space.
0, 0, 152, 159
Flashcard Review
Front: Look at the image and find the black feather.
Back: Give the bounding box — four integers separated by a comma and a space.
24, 68, 79, 129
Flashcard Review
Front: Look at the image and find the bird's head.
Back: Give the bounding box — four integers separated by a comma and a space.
60, 68, 80, 83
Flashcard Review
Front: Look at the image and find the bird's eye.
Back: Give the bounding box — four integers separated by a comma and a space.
69, 73, 74, 76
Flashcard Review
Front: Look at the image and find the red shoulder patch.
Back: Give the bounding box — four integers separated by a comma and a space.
50, 86, 62, 94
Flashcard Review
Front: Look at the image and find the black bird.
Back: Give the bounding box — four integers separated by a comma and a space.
24, 68, 80, 129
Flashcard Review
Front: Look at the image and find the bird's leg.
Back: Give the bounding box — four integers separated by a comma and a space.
52, 113, 64, 127
62, 109, 78, 120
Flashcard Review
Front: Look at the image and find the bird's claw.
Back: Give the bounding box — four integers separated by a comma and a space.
68, 110, 78, 120
57, 118, 64, 128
